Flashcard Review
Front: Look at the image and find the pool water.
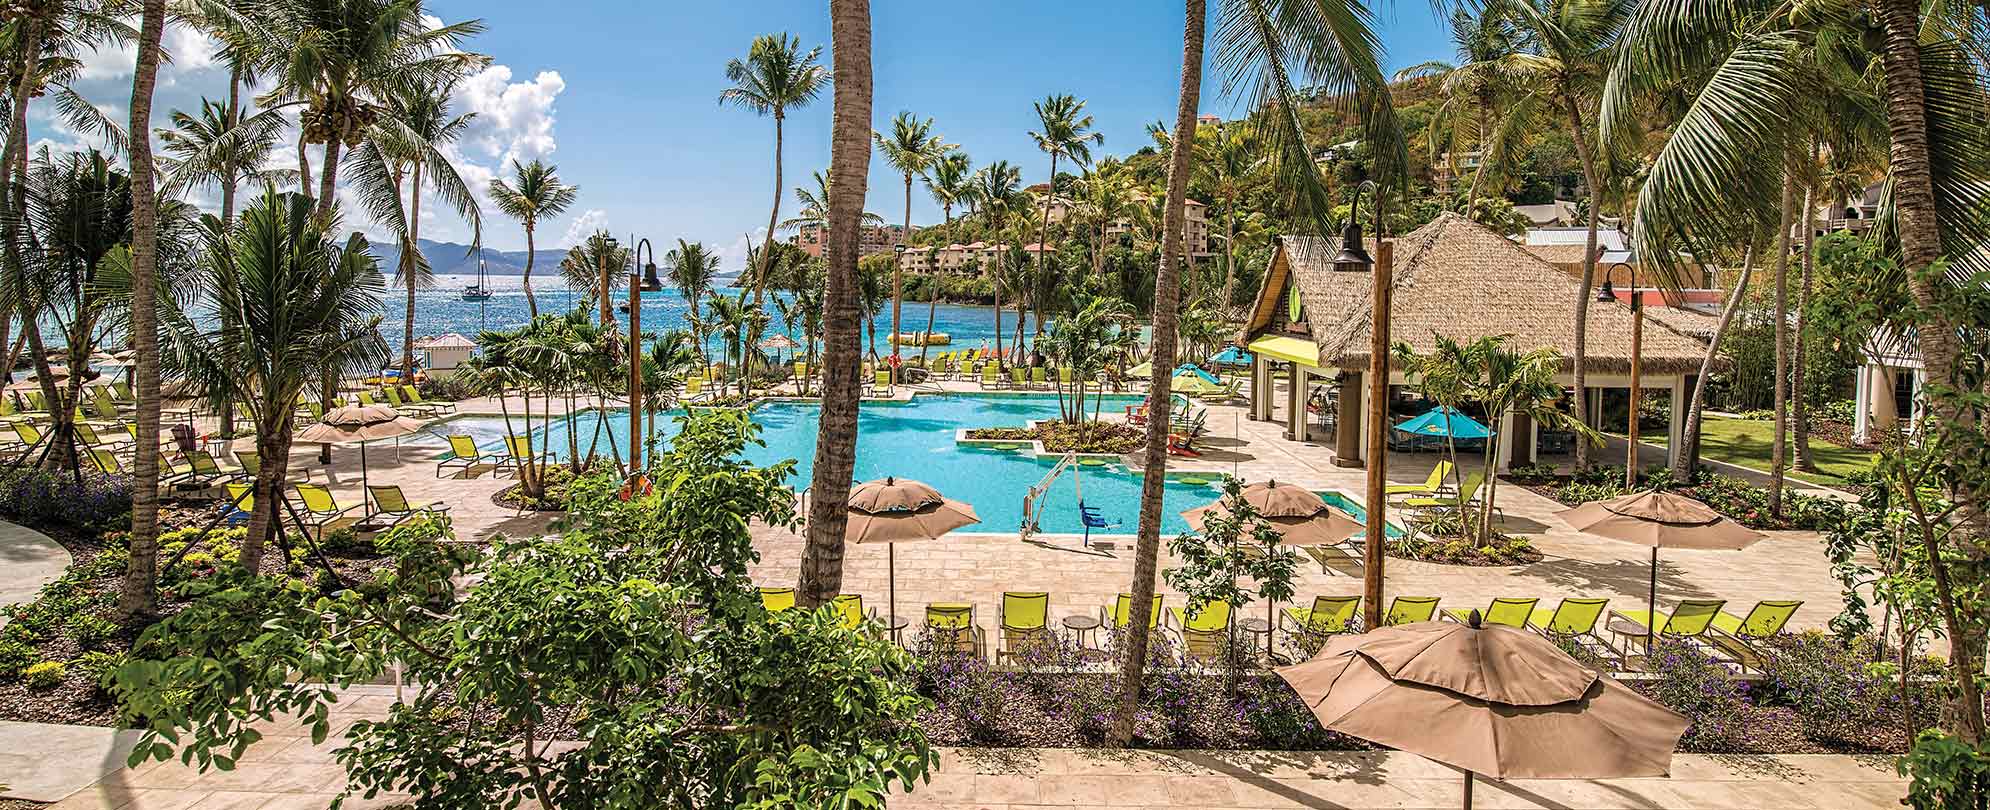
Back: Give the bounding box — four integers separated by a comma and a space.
425, 393, 1397, 538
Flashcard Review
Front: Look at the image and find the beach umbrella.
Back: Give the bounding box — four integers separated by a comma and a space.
1125, 361, 1154, 379
1173, 363, 1219, 384
1170, 370, 1224, 395
1209, 345, 1253, 367
295, 404, 424, 526
846, 477, 980, 635
759, 334, 800, 367
1182, 480, 1363, 634
1556, 490, 1765, 657
1277, 616, 1690, 808
1393, 406, 1492, 440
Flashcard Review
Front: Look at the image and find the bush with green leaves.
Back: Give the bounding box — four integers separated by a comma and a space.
112, 409, 935, 809
0, 635, 35, 679
74, 651, 124, 694
1901, 730, 1990, 809
1757, 631, 1947, 751
69, 614, 119, 650
23, 660, 66, 690
1164, 476, 1299, 694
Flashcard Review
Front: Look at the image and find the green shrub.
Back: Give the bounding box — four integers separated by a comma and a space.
318, 526, 372, 553
69, 614, 119, 650
0, 636, 35, 678
74, 651, 124, 694
1758, 632, 1946, 750
1634, 639, 1753, 751
22, 660, 66, 689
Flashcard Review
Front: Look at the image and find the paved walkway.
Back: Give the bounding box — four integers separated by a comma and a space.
0, 520, 70, 630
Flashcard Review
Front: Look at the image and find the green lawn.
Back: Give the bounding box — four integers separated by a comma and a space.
1638, 415, 1878, 487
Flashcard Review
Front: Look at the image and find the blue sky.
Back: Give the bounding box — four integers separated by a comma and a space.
45, 1, 1448, 272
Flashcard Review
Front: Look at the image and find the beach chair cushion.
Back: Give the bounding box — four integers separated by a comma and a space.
1172, 600, 1232, 633
1443, 598, 1538, 629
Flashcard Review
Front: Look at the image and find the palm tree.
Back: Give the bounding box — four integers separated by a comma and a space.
259, 0, 486, 217
1393, 5, 1525, 210
664, 238, 722, 362
639, 328, 700, 451
971, 160, 1024, 366
1503, 0, 1630, 470
873, 112, 951, 375
919, 150, 972, 366
1193, 124, 1264, 307
721, 32, 831, 308
160, 192, 388, 572
346, 77, 483, 378
559, 230, 629, 324
489, 159, 579, 317
1109, 0, 1399, 748
1027, 94, 1103, 330
798, 0, 873, 609
1075, 160, 1134, 284
705, 291, 765, 398
781, 169, 885, 233
114, 0, 166, 621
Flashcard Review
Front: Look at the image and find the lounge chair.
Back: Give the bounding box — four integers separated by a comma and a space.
366, 484, 450, 528
978, 365, 1002, 389
74, 423, 132, 453
1281, 595, 1361, 644
88, 387, 127, 419
832, 594, 872, 631
87, 448, 125, 476
157, 453, 202, 489
293, 482, 363, 541
401, 385, 455, 414
1028, 367, 1048, 390
760, 586, 796, 612
499, 435, 554, 479
1396, 472, 1500, 520
1009, 367, 1027, 389
111, 380, 134, 403
1171, 600, 1233, 663
867, 369, 893, 398
1384, 595, 1441, 625
298, 400, 326, 424
1443, 597, 1540, 629
1707, 600, 1802, 670
1100, 592, 1164, 630
236, 448, 309, 482
1527, 597, 1612, 645
1386, 461, 1455, 497
1199, 378, 1243, 404
221, 482, 256, 526
682, 377, 707, 402
182, 449, 247, 487
925, 603, 983, 658
356, 390, 380, 407
437, 435, 499, 478
1611, 598, 1728, 657
998, 591, 1052, 662
381, 386, 439, 417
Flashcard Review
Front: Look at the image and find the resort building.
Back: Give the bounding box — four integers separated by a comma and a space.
1432, 150, 1483, 196
1238, 213, 1717, 471
792, 222, 912, 259
1033, 189, 1215, 257
413, 333, 476, 375
1851, 327, 1925, 445
899, 241, 999, 274
1812, 181, 1883, 235
1514, 200, 1581, 228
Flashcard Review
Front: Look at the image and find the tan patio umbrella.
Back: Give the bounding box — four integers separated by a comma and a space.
1556, 490, 1765, 655
1277, 616, 1690, 808
1183, 480, 1365, 635
296, 404, 425, 527
758, 334, 800, 368
847, 477, 979, 634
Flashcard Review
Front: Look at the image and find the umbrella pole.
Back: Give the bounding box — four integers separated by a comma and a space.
1463, 771, 1474, 810
1647, 547, 1659, 666
889, 544, 898, 643
361, 441, 371, 520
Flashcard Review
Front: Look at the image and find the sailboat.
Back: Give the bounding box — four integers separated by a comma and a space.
462, 252, 494, 301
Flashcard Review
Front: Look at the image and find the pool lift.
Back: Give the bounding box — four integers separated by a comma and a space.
1021, 453, 1119, 546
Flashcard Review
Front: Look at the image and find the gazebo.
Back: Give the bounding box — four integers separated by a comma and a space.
1236, 213, 1716, 471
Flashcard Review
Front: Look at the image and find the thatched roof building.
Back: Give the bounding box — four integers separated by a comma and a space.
1241, 213, 1711, 375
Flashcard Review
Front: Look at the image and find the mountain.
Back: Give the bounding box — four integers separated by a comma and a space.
366, 238, 566, 277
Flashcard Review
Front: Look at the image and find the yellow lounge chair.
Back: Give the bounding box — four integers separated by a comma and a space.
401, 385, 455, 414
998, 591, 1052, 662
926, 602, 984, 658
760, 586, 797, 612
831, 593, 872, 631
366, 484, 450, 528
381, 385, 439, 417
236, 448, 310, 482
1612, 598, 1728, 656
1009, 367, 1026, 388
1384, 595, 1441, 625
182, 449, 247, 487
437, 435, 499, 478
1171, 600, 1233, 663
1100, 592, 1164, 630
1443, 597, 1540, 629
74, 423, 132, 452
222, 482, 255, 523
978, 365, 1002, 389
1281, 595, 1361, 640
1708, 600, 1802, 670
1386, 461, 1455, 496
867, 368, 893, 397
87, 448, 125, 475
293, 482, 362, 541
1028, 367, 1048, 389
500, 435, 554, 479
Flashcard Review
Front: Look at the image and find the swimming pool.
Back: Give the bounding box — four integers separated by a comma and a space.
425, 393, 1399, 538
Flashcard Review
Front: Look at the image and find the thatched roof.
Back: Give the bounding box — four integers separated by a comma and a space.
1242, 213, 1713, 375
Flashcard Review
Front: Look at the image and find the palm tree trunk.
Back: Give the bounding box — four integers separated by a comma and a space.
523, 221, 539, 317
1464, 102, 1491, 209
1673, 246, 1755, 480
1036, 153, 1060, 315
891, 173, 911, 379
1219, 199, 1239, 308
753, 112, 785, 309
317, 138, 343, 216
242, 412, 295, 572
993, 263, 1004, 367
1874, 0, 1986, 742
402, 161, 425, 378
117, 0, 168, 620
798, 0, 873, 608
1768, 179, 1795, 516
1110, 0, 1203, 748
1793, 178, 1818, 473
2, 22, 41, 400
218, 67, 244, 439
921, 209, 950, 368
297, 135, 313, 196
1563, 93, 1600, 470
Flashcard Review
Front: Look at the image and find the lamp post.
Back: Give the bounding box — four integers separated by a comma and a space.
629, 238, 660, 470
892, 243, 907, 381
1600, 259, 1640, 487
1332, 179, 1390, 630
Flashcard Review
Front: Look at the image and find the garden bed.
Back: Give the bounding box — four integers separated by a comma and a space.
964, 421, 1143, 455
1508, 464, 1846, 531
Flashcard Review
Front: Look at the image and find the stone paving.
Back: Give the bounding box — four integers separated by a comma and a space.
0, 520, 69, 631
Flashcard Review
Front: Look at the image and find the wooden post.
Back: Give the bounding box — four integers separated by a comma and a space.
1625, 286, 1643, 488
1362, 240, 1392, 630
629, 268, 642, 470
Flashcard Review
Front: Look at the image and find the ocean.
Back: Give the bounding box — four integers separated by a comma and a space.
381, 274, 1039, 361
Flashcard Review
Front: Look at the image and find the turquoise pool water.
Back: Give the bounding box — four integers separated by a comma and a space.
425, 393, 1398, 538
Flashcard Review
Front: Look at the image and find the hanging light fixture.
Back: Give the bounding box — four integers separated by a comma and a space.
1332, 182, 1375, 272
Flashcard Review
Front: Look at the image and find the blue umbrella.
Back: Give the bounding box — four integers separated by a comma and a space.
1173, 363, 1219, 385
1393, 406, 1492, 439
1209, 346, 1254, 367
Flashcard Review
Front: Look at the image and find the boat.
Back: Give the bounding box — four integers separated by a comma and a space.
889, 331, 952, 347
462, 253, 494, 300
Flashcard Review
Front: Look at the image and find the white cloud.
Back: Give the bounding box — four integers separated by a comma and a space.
76, 19, 219, 83
714, 228, 768, 277
454, 66, 565, 167
559, 209, 608, 247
